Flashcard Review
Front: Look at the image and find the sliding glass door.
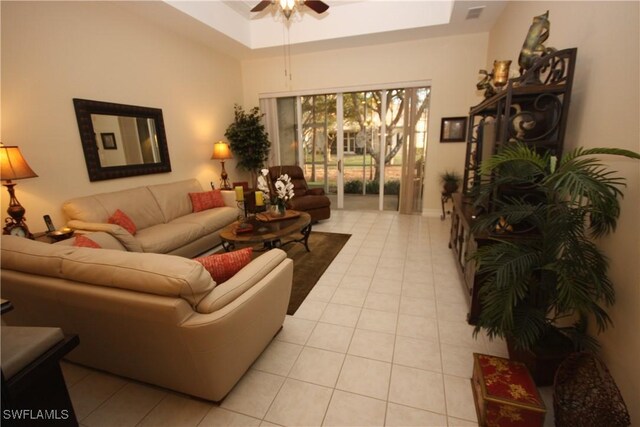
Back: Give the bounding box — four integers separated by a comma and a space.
342, 90, 383, 210
393, 87, 430, 214
268, 84, 430, 213
300, 94, 338, 197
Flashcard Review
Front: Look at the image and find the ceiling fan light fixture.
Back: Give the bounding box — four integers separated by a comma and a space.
279, 0, 297, 19
251, 0, 328, 20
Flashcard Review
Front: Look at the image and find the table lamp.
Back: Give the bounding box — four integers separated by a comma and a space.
0, 143, 38, 238
211, 140, 232, 190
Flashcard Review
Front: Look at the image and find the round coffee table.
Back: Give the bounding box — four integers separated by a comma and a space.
220, 211, 312, 252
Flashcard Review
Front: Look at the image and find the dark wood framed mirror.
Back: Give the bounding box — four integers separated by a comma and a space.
73, 98, 171, 181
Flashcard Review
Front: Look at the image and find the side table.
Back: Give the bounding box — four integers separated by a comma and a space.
33, 230, 74, 244
1, 300, 80, 426
440, 191, 454, 220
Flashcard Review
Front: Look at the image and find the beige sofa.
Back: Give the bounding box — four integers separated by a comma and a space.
0, 233, 293, 401
62, 179, 239, 257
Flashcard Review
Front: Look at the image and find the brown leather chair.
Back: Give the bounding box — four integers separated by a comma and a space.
268, 166, 331, 222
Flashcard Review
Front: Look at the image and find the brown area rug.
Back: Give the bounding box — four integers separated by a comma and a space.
284, 231, 351, 315
216, 232, 350, 315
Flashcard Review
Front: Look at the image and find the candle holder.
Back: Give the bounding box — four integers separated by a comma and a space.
493, 60, 512, 88
236, 200, 249, 222
233, 200, 254, 234
234, 189, 267, 223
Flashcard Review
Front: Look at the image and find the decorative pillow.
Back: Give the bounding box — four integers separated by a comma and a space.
189, 190, 225, 212
194, 247, 253, 284
73, 235, 101, 248
108, 209, 137, 235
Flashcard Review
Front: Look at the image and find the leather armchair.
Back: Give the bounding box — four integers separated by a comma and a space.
268, 166, 331, 222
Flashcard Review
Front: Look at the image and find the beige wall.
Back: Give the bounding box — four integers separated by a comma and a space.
1, 1, 243, 228
489, 1, 640, 418
241, 33, 489, 214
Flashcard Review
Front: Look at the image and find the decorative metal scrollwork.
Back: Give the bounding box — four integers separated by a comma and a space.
518, 49, 574, 86
540, 53, 568, 85
508, 93, 562, 142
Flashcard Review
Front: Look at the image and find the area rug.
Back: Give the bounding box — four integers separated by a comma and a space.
284, 231, 351, 315
215, 231, 350, 314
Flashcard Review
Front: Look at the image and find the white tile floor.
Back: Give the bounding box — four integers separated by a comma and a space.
62, 210, 555, 426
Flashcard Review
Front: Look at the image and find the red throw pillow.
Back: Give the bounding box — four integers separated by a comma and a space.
189, 190, 225, 212
73, 235, 101, 248
108, 209, 137, 235
194, 247, 253, 283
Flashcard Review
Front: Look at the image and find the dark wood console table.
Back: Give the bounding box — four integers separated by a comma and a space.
452, 49, 577, 324
448, 194, 490, 324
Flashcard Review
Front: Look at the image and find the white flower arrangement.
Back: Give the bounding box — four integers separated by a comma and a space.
275, 174, 295, 202
257, 169, 271, 195
257, 168, 295, 204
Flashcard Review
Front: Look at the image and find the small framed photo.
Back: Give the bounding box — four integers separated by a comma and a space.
100, 132, 117, 150
440, 117, 468, 142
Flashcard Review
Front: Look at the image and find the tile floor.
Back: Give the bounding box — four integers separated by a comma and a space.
62, 210, 555, 426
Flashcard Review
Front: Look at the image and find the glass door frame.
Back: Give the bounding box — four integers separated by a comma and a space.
336, 93, 344, 209
378, 90, 387, 211
261, 80, 431, 212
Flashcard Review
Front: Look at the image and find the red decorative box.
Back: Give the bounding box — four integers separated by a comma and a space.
471, 353, 546, 427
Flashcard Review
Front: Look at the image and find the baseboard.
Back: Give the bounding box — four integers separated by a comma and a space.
422, 209, 443, 218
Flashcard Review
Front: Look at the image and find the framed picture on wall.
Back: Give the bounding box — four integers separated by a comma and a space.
440, 117, 467, 142
100, 132, 117, 150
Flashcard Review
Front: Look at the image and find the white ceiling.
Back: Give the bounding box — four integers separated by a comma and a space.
121, 1, 506, 60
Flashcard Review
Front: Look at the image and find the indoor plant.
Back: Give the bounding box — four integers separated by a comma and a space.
439, 170, 461, 194
471, 142, 639, 383
224, 104, 270, 187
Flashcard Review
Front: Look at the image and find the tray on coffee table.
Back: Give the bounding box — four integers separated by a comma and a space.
220, 211, 311, 252
255, 210, 301, 222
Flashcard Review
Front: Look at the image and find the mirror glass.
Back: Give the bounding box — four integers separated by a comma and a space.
73, 98, 171, 181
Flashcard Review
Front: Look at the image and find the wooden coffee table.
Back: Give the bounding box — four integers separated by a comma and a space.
220, 211, 312, 252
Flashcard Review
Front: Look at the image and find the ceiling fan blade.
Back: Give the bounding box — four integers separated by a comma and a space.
304, 0, 329, 14
250, 1, 272, 12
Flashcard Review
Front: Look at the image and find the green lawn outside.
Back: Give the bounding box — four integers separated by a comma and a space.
304, 154, 382, 167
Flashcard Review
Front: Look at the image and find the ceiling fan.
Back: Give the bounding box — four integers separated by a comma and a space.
251, 0, 329, 20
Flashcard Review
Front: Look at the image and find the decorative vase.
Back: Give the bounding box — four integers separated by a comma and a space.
271, 200, 286, 217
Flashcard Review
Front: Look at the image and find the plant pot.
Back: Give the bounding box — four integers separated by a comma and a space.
443, 182, 459, 194
506, 329, 573, 386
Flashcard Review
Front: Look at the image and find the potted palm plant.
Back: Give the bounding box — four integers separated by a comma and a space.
224, 104, 270, 187
440, 170, 462, 194
471, 142, 639, 385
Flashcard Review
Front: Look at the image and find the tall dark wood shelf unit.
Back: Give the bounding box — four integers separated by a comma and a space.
450, 48, 577, 324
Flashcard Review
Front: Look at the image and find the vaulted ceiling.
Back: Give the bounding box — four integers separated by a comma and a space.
122, 1, 506, 60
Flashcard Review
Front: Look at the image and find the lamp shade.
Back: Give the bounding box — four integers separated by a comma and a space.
211, 141, 232, 160
0, 145, 38, 181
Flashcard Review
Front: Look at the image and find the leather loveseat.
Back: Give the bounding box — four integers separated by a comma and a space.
268, 165, 331, 222
0, 233, 293, 401
62, 179, 239, 257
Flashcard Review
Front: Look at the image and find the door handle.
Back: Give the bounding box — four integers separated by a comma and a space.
338, 159, 342, 173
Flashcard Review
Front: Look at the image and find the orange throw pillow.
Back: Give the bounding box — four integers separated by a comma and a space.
73, 235, 101, 248
194, 247, 253, 283
189, 190, 225, 212
108, 209, 137, 235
